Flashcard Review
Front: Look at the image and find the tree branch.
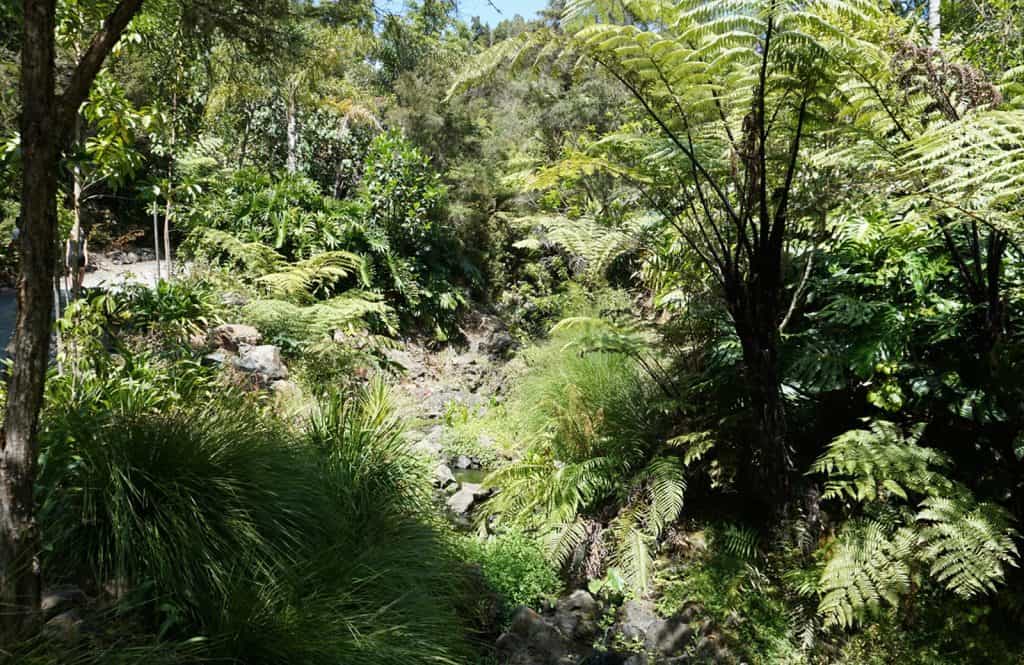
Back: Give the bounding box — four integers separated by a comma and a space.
57, 0, 146, 137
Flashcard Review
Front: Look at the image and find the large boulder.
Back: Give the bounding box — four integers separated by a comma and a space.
233, 344, 289, 381
209, 324, 262, 352
616, 600, 661, 642
553, 590, 601, 641
446, 482, 491, 515
496, 607, 571, 665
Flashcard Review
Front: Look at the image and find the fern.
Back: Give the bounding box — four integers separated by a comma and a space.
812, 420, 1021, 628
816, 520, 914, 629
811, 420, 952, 502
256, 251, 371, 303
916, 495, 1020, 598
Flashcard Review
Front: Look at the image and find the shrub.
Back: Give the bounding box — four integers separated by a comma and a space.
462, 529, 562, 613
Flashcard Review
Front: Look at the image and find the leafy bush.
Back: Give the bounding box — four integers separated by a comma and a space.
186, 168, 359, 260
462, 529, 562, 613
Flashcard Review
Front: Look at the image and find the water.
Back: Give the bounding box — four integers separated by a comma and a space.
452, 468, 488, 485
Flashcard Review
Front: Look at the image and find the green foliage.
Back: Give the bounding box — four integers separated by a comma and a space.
483, 322, 684, 592
186, 169, 357, 260
37, 370, 476, 663
655, 525, 804, 665
812, 421, 1020, 628
462, 529, 562, 614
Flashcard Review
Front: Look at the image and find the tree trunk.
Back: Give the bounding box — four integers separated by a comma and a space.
1, 0, 58, 638
929, 0, 941, 47
152, 204, 162, 281
164, 87, 177, 280
735, 304, 793, 517
286, 90, 298, 173
3, 0, 146, 638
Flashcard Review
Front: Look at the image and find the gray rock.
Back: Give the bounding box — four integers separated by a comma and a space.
554, 590, 600, 641
433, 463, 456, 489
497, 607, 570, 665
452, 454, 476, 470
233, 344, 288, 381
220, 292, 249, 307
483, 329, 519, 358
209, 324, 262, 351
41, 586, 86, 620
202, 349, 231, 367
616, 600, 661, 642
384, 347, 428, 379
109, 250, 138, 265
412, 426, 445, 457
644, 614, 694, 656
446, 482, 490, 515
44, 608, 83, 643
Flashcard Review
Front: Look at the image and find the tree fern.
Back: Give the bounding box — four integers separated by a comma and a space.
811, 420, 952, 502
257, 251, 371, 303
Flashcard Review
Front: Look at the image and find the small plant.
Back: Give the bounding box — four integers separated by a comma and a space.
461, 529, 562, 616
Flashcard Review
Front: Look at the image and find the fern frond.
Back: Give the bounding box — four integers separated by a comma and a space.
811, 420, 952, 502
916, 495, 1020, 598
817, 520, 913, 629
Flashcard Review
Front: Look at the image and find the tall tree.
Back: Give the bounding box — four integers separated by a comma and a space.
2, 0, 144, 637
2, 0, 293, 636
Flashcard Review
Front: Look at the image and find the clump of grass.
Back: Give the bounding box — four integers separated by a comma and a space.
38, 364, 478, 664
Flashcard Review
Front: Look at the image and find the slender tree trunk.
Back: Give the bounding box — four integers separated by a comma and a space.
1, 0, 58, 637
164, 86, 177, 280
238, 106, 252, 170
152, 204, 162, 281
67, 111, 86, 299
929, 0, 941, 46
286, 90, 298, 173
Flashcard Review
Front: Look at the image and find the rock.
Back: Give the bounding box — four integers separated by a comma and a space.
617, 600, 660, 641
41, 586, 86, 620
554, 590, 600, 641
433, 463, 456, 489
202, 349, 231, 367
233, 344, 288, 381
412, 425, 444, 457
452, 454, 477, 470
483, 329, 519, 359
644, 614, 694, 657
109, 250, 138, 265
384, 347, 428, 379
44, 608, 83, 643
446, 482, 491, 515
220, 292, 249, 307
497, 607, 570, 665
209, 324, 262, 352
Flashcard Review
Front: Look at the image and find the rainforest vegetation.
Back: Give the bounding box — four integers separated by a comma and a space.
1, 0, 1024, 662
